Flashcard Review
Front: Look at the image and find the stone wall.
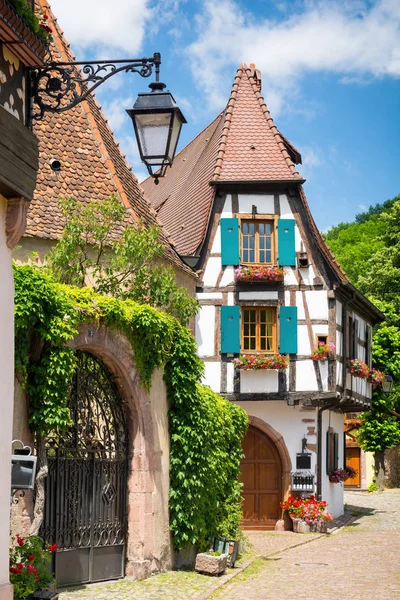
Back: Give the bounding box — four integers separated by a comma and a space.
385, 446, 400, 488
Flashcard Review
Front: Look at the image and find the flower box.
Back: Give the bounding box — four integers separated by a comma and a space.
234, 265, 285, 282
347, 359, 370, 379
310, 342, 335, 362
329, 466, 357, 484
233, 353, 289, 370
367, 368, 385, 386
195, 552, 228, 576
281, 495, 333, 533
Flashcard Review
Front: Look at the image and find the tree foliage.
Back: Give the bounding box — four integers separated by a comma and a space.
325, 194, 400, 454
14, 265, 247, 548
47, 195, 198, 326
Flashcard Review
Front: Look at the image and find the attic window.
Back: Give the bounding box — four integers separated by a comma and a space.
316, 334, 328, 346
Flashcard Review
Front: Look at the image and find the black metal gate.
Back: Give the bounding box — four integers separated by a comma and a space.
42, 351, 128, 586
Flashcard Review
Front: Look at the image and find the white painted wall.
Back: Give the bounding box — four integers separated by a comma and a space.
202, 362, 221, 392
219, 266, 234, 287
239, 291, 278, 300
321, 410, 345, 517
296, 360, 318, 391
196, 306, 215, 356
0, 197, 14, 598
240, 370, 279, 393
306, 291, 328, 320
203, 257, 221, 287
238, 194, 274, 214
279, 194, 292, 219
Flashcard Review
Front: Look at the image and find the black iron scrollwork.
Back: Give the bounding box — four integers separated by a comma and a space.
28, 52, 161, 121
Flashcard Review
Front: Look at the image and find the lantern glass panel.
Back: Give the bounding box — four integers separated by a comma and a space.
167, 112, 184, 162
134, 112, 172, 163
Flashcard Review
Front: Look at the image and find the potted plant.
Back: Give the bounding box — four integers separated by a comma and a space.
280, 495, 333, 533
234, 265, 286, 282
195, 549, 228, 576
9, 534, 58, 600
310, 342, 335, 361
233, 353, 289, 370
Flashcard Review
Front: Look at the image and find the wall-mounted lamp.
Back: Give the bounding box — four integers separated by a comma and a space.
11, 440, 37, 504
28, 52, 185, 183
382, 373, 394, 394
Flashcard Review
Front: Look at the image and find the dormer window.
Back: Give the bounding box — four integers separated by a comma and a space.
241, 219, 275, 264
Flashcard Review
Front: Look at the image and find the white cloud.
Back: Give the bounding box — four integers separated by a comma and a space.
188, 0, 400, 113
48, 0, 152, 54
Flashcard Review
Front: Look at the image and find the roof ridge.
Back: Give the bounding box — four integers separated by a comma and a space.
213, 63, 302, 181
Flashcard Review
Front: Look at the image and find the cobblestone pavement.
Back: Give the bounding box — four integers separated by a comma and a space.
211, 489, 400, 599
58, 490, 400, 600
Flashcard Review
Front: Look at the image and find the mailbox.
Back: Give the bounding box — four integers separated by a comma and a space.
11, 440, 37, 491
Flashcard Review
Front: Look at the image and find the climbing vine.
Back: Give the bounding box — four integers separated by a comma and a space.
14, 264, 247, 549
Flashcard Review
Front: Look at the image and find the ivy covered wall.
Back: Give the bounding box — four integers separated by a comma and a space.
14, 264, 248, 551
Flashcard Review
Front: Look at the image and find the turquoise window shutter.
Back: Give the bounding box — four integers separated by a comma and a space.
279, 306, 298, 354
220, 218, 240, 266
221, 306, 240, 353
277, 219, 296, 266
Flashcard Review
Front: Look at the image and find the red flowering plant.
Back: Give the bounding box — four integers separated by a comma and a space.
9, 534, 57, 599
310, 342, 336, 361
347, 359, 370, 379
367, 368, 385, 387
233, 353, 289, 370
37, 11, 53, 43
234, 265, 286, 282
280, 495, 333, 528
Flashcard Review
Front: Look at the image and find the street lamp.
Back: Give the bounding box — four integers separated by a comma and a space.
28, 52, 185, 183
382, 373, 394, 394
127, 81, 186, 183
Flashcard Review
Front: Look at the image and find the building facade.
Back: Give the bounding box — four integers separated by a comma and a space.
143, 64, 384, 526
0, 1, 47, 597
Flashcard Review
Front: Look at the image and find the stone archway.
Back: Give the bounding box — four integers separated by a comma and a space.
245, 416, 292, 510
68, 323, 172, 580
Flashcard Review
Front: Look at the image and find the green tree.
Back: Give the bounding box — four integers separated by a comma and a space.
47, 195, 198, 326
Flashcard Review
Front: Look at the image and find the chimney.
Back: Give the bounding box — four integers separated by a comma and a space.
249, 63, 262, 91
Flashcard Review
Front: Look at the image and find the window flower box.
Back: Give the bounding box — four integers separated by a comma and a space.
367, 368, 385, 387
233, 353, 289, 370
310, 342, 335, 361
234, 265, 285, 282
347, 359, 370, 379
329, 466, 357, 483
280, 495, 333, 533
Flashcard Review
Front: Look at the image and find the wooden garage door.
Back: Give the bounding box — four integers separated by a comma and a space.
240, 426, 282, 530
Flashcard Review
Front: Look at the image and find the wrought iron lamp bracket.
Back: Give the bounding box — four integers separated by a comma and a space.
28, 52, 161, 121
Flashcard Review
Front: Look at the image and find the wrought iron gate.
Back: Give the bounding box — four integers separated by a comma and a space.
42, 351, 128, 586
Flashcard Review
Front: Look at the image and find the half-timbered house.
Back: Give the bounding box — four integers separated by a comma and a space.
143, 64, 384, 526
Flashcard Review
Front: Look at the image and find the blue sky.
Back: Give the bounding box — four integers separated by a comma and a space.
49, 0, 400, 232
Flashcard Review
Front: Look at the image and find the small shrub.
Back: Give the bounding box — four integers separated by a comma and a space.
9, 534, 57, 600
367, 480, 379, 492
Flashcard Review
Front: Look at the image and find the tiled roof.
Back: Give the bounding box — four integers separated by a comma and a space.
25, 0, 193, 277
143, 63, 303, 255
213, 64, 303, 182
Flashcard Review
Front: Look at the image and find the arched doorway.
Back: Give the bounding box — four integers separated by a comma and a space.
240, 425, 282, 530
42, 351, 128, 586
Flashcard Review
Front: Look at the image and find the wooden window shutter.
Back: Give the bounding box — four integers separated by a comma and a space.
277, 219, 296, 266
220, 218, 240, 266
221, 306, 240, 353
326, 431, 331, 475
334, 433, 339, 469
279, 306, 298, 354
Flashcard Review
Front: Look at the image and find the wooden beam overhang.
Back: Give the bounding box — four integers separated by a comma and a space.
209, 180, 306, 193
334, 281, 385, 325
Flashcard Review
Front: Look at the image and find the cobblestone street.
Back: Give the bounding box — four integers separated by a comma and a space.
59, 490, 400, 600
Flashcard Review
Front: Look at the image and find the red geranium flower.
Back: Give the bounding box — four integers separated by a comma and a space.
28, 554, 35, 562
48, 543, 58, 552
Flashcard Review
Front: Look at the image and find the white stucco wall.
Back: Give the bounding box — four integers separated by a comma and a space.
196, 306, 215, 356
0, 197, 14, 598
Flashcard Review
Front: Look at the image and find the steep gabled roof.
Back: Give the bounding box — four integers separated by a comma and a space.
212, 64, 303, 182
26, 0, 193, 277
143, 63, 303, 255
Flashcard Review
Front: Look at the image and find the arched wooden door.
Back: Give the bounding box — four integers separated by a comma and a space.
240, 426, 282, 530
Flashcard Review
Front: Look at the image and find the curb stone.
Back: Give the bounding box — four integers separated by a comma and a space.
196, 515, 355, 600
